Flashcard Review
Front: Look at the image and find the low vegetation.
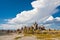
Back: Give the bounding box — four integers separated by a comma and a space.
0, 22, 60, 40
14, 36, 22, 40
20, 22, 60, 40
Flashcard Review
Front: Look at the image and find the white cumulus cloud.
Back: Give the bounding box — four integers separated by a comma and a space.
43, 16, 60, 30
8, 0, 60, 24
0, 0, 60, 29
44, 16, 60, 24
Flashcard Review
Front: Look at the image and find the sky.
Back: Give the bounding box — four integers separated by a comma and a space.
0, 0, 34, 19
53, 6, 60, 18
0, 0, 60, 30
0, 0, 34, 23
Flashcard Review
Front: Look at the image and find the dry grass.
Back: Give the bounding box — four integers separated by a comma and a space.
34, 31, 60, 40
23, 30, 60, 40
14, 36, 22, 40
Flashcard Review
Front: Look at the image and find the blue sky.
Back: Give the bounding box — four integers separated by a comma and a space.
0, 0, 35, 23
0, 0, 60, 19
0, 0, 60, 30
0, 0, 34, 19
53, 6, 60, 18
